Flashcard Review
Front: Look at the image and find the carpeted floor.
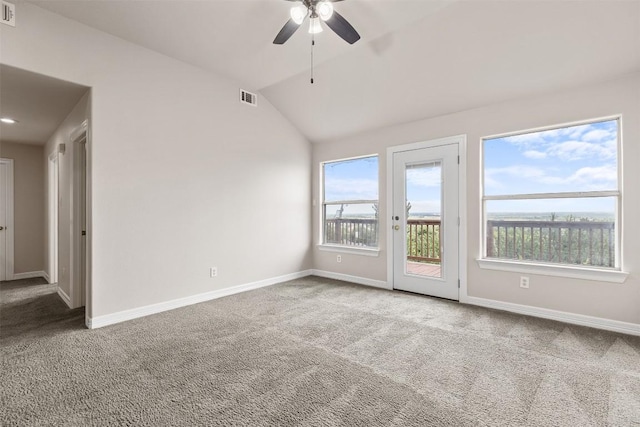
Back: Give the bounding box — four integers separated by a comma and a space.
1, 276, 639, 426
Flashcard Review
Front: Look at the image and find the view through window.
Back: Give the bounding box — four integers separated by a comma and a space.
482, 118, 620, 269
322, 155, 379, 248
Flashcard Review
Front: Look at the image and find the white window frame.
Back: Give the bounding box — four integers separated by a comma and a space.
477, 116, 628, 283
318, 154, 380, 255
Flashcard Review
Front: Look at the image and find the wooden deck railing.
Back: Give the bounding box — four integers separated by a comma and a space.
406, 219, 441, 263
486, 220, 615, 267
324, 218, 441, 262
325, 217, 616, 268
324, 218, 379, 247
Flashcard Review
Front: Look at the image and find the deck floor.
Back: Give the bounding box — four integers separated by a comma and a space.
406, 261, 441, 278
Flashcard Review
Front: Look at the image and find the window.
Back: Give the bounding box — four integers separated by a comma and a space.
481, 118, 620, 270
321, 155, 379, 249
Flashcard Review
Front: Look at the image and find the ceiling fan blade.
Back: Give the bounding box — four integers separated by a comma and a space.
273, 18, 302, 45
324, 10, 360, 44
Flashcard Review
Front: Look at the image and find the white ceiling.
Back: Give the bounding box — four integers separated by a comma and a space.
0, 64, 89, 145
23, 0, 640, 143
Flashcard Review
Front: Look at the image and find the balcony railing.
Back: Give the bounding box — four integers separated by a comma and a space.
324, 218, 379, 247
324, 218, 441, 262
325, 217, 616, 268
486, 220, 615, 267
406, 219, 441, 263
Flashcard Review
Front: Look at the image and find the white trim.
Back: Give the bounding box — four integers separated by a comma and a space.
319, 153, 379, 248
0, 158, 14, 281
476, 258, 628, 283
480, 116, 623, 271
316, 244, 380, 257
386, 135, 467, 299
86, 270, 313, 329
12, 270, 48, 280
69, 119, 88, 144
464, 295, 640, 337
57, 286, 72, 308
482, 114, 622, 141
484, 190, 619, 201
43, 271, 51, 284
48, 153, 59, 286
458, 138, 468, 301
311, 269, 391, 290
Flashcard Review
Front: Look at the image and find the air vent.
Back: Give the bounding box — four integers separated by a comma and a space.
1, 1, 15, 27
240, 89, 257, 107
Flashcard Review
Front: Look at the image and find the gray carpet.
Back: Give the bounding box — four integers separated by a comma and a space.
1, 276, 639, 426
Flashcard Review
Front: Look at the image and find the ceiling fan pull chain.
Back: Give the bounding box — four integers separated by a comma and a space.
310, 35, 315, 84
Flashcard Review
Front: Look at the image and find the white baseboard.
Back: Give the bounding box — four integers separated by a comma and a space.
311, 269, 391, 290
43, 271, 51, 284
57, 286, 72, 308
13, 271, 47, 280
86, 270, 313, 329
463, 295, 640, 337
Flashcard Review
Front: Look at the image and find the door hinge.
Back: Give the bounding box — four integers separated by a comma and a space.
457, 217, 460, 226
457, 155, 460, 164
458, 279, 460, 288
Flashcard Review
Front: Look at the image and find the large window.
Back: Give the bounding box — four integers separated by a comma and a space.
322, 155, 379, 249
482, 118, 620, 270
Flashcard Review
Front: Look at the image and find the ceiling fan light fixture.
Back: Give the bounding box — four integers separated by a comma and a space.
308, 17, 323, 34
290, 4, 306, 25
317, 1, 334, 21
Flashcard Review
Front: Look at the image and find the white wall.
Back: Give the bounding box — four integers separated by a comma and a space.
313, 74, 640, 326
1, 2, 312, 319
0, 142, 45, 274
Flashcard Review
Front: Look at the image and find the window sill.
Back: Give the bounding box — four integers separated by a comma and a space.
476, 258, 628, 283
317, 244, 380, 257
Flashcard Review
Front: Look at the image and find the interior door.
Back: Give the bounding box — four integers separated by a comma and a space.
0, 160, 7, 281
392, 143, 459, 300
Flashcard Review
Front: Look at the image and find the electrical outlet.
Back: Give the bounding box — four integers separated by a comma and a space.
520, 276, 529, 289
210, 267, 218, 278
337, 255, 342, 263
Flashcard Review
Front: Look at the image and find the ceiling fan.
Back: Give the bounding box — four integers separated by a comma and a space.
273, 0, 361, 45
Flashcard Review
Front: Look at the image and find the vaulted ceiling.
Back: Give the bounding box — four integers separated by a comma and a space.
22, 0, 640, 143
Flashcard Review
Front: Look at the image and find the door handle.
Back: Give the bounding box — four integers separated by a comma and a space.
0, 226, 4, 231
394, 225, 400, 231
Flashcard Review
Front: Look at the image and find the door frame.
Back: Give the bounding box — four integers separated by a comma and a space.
0, 158, 15, 281
386, 135, 468, 299
48, 152, 59, 284
70, 121, 89, 310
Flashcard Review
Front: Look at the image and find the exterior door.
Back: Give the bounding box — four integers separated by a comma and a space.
392, 143, 459, 300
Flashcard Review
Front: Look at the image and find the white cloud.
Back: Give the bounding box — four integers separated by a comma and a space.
406, 166, 441, 188
582, 129, 613, 142
523, 150, 547, 159
546, 140, 615, 161
324, 178, 378, 201
566, 165, 617, 189
486, 165, 547, 179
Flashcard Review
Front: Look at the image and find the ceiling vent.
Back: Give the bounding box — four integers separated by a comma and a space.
240, 89, 257, 107
2, 1, 15, 27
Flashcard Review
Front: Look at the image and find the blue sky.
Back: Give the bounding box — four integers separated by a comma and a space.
484, 119, 618, 213
323, 119, 618, 218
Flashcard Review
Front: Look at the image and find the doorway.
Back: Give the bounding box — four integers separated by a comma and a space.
388, 136, 466, 300
48, 153, 59, 284
72, 130, 87, 308
0, 158, 14, 281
